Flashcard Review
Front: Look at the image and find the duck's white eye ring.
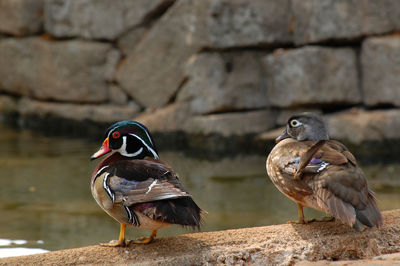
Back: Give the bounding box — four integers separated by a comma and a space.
290, 119, 302, 127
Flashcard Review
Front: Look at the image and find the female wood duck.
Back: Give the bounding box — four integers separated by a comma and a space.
266, 113, 383, 231
91, 121, 202, 247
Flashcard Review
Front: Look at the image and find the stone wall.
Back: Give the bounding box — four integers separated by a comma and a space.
1, 0, 400, 151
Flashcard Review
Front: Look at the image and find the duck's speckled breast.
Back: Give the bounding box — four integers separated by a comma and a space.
266, 138, 314, 203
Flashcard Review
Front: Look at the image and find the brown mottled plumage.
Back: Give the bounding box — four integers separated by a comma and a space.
266, 113, 382, 230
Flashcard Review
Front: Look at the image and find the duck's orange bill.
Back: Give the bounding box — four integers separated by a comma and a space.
91, 137, 111, 160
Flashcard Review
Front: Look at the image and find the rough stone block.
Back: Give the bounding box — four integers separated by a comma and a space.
135, 102, 192, 132
44, 0, 173, 40
0, 0, 43, 36
292, 0, 400, 45
109, 85, 129, 105
116, 0, 210, 108
0, 38, 120, 103
177, 52, 268, 114
183, 110, 276, 137
264, 46, 360, 108
116, 0, 294, 108
327, 108, 400, 144
361, 35, 400, 107
208, 0, 292, 48
117, 27, 148, 55
18, 98, 140, 124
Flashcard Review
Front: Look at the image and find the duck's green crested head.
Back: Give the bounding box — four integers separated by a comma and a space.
91, 121, 159, 160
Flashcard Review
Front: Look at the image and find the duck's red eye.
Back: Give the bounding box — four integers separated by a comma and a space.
112, 131, 121, 139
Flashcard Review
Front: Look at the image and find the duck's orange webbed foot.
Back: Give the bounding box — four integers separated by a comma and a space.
132, 230, 157, 244
100, 239, 131, 247
100, 223, 131, 247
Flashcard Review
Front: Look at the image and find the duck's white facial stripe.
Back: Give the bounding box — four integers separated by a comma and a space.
118, 136, 145, 157
106, 125, 120, 139
128, 133, 159, 159
129, 147, 143, 157
142, 127, 155, 147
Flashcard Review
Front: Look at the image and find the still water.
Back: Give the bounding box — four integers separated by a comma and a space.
0, 125, 399, 255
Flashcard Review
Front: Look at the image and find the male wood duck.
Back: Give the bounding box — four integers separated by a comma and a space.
266, 113, 383, 231
91, 121, 203, 247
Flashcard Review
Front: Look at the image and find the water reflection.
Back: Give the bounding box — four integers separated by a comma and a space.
0, 126, 399, 252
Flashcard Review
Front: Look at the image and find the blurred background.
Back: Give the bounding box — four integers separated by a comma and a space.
0, 0, 399, 257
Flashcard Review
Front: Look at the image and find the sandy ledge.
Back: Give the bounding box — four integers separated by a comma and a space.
1, 209, 399, 265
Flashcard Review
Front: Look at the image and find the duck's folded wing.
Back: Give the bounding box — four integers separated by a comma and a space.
320, 140, 357, 166
312, 163, 364, 227
313, 165, 382, 229
319, 166, 368, 207
297, 140, 356, 175
315, 187, 356, 227
105, 160, 190, 205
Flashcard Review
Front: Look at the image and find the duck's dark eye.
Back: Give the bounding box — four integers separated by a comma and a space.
112, 131, 121, 139
290, 119, 302, 128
